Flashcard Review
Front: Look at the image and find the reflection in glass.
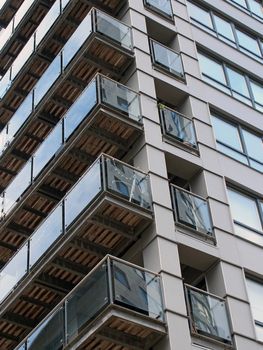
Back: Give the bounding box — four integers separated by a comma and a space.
27, 308, 64, 350
29, 205, 63, 267
4, 161, 32, 213
66, 262, 108, 342
211, 116, 243, 151
11, 36, 35, 80
100, 76, 141, 122
188, 2, 213, 29
0, 68, 11, 98
187, 287, 232, 344
0, 244, 28, 302
246, 278, 263, 342
236, 29, 261, 56
173, 186, 213, 235
226, 67, 250, 99
198, 53, 227, 87
65, 160, 102, 227
151, 40, 184, 78
144, 0, 173, 17
214, 15, 235, 42
105, 158, 152, 210
161, 106, 197, 147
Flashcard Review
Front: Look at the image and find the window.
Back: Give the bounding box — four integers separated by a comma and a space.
144, 0, 173, 18
188, 1, 263, 61
211, 113, 263, 172
198, 51, 263, 111
227, 187, 263, 245
246, 277, 263, 341
229, 0, 263, 21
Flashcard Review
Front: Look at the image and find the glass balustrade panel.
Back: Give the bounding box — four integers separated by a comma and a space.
11, 35, 35, 80
5, 92, 33, 146
162, 108, 196, 147
112, 260, 163, 320
65, 159, 102, 227
188, 288, 232, 344
13, 0, 34, 30
0, 243, 28, 302
95, 11, 132, 50
4, 161, 32, 214
100, 76, 141, 122
63, 12, 92, 67
0, 126, 8, 154
34, 54, 61, 106
35, 0, 61, 46
174, 187, 213, 235
66, 262, 108, 342
27, 307, 64, 350
105, 157, 152, 210
0, 68, 11, 97
29, 204, 63, 267
64, 78, 97, 139
152, 41, 183, 77
145, 0, 173, 17
62, 0, 71, 10
0, 20, 13, 50
33, 122, 63, 178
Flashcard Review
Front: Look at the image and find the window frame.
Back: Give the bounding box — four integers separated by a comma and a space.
187, 1, 263, 61
143, 0, 174, 20
211, 112, 263, 172
228, 0, 263, 22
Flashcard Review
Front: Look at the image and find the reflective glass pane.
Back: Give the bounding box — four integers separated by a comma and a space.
0, 69, 11, 98
96, 11, 132, 50
246, 278, 263, 323
65, 79, 97, 139
174, 187, 213, 234
234, 223, 263, 245
255, 324, 263, 342
232, 0, 248, 8
188, 2, 213, 29
250, 80, 263, 106
0, 22, 13, 50
11, 35, 35, 80
35, 0, 61, 46
29, 205, 63, 267
242, 129, 263, 163
100, 76, 141, 122
34, 55, 61, 106
198, 53, 227, 86
0, 243, 28, 302
236, 29, 261, 56
162, 108, 197, 147
66, 262, 108, 342
217, 143, 248, 165
112, 260, 163, 320
250, 160, 263, 172
228, 188, 262, 231
188, 288, 232, 343
226, 67, 250, 98
4, 160, 32, 213
65, 160, 102, 227
105, 158, 152, 210
214, 15, 235, 42
13, 0, 33, 30
63, 12, 92, 67
152, 41, 184, 77
33, 123, 62, 178
0, 126, 8, 154
27, 308, 64, 350
145, 0, 173, 17
249, 0, 263, 18
6, 92, 33, 144
211, 116, 243, 151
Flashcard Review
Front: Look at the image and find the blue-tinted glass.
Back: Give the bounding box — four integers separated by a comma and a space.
226, 67, 250, 98
211, 116, 243, 151
188, 2, 213, 29
250, 80, 263, 107
214, 15, 235, 42
198, 53, 227, 86
242, 129, 263, 163
249, 0, 263, 18
236, 29, 262, 56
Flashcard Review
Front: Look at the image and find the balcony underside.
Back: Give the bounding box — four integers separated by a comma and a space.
68, 307, 166, 350
0, 106, 143, 263
0, 196, 152, 349
0, 37, 134, 192
0, 0, 24, 28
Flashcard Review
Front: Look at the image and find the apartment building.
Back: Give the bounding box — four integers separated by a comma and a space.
0, 0, 262, 349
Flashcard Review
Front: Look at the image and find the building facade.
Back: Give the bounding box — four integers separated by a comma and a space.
0, 0, 262, 349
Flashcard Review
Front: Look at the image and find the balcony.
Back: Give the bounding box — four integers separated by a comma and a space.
0, 74, 142, 266
159, 104, 197, 149
0, 0, 24, 28
170, 185, 214, 239
185, 285, 233, 346
150, 39, 184, 79
0, 8, 134, 193
0, 155, 153, 348
16, 256, 166, 350
144, 0, 173, 19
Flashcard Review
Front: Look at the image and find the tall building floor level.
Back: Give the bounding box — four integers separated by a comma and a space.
0, 0, 262, 349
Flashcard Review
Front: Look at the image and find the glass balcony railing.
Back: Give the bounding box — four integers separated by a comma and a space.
1, 74, 141, 214
150, 39, 184, 79
185, 285, 232, 345
144, 0, 173, 18
0, 155, 152, 303
159, 104, 197, 148
16, 256, 164, 349
171, 185, 213, 236
0, 9, 132, 156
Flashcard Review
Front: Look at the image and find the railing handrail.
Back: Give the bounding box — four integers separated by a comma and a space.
184, 284, 226, 302
170, 184, 208, 202
158, 103, 194, 122
150, 38, 181, 56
